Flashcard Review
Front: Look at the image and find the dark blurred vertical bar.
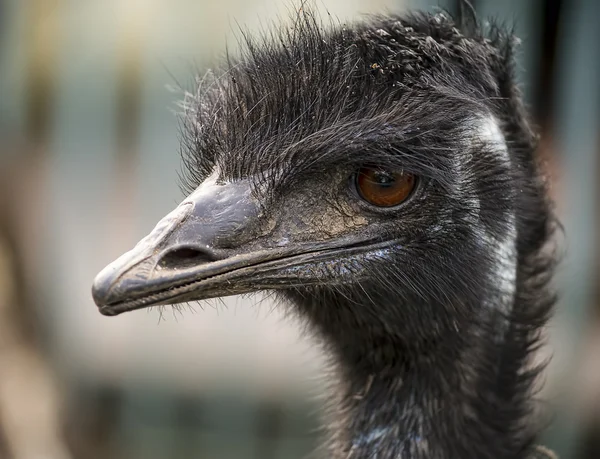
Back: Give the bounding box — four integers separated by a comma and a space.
581, 422, 600, 459
533, 0, 562, 127
115, 22, 143, 162
254, 401, 285, 459
544, 0, 600, 458
25, 0, 59, 150
0, 0, 5, 62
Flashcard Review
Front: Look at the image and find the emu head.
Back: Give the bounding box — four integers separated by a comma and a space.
92, 11, 550, 352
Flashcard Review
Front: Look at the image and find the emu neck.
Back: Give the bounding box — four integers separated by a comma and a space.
331, 337, 470, 459
294, 293, 529, 459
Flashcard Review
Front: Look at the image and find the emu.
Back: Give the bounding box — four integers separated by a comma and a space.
92, 5, 557, 459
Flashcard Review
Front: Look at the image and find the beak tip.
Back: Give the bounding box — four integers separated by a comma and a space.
92, 271, 130, 316
98, 304, 120, 316
91, 261, 123, 309
91, 272, 112, 309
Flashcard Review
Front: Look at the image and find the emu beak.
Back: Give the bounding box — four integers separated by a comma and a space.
92, 176, 264, 316
92, 175, 377, 317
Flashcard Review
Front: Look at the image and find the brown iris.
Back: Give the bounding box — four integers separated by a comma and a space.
355, 167, 416, 207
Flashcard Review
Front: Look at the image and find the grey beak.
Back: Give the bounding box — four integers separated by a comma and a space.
92, 175, 260, 315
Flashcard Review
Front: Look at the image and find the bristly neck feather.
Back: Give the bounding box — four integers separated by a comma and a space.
289, 284, 550, 459
292, 294, 548, 459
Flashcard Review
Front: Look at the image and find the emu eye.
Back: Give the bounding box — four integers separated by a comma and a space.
355, 167, 416, 207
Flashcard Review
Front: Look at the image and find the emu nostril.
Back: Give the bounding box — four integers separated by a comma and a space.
158, 247, 219, 270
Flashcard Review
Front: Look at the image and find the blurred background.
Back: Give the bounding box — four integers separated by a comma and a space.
0, 0, 598, 458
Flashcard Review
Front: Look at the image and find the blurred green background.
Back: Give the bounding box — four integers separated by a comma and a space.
0, 0, 598, 458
